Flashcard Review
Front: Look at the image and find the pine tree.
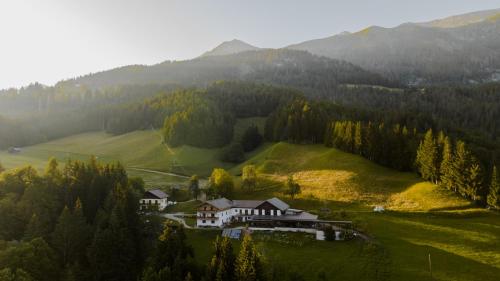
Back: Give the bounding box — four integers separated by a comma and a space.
487, 166, 500, 209
235, 235, 263, 281
207, 236, 235, 281
189, 175, 200, 200
452, 141, 472, 197
415, 129, 439, 183
354, 121, 362, 154
467, 160, 483, 201
439, 137, 455, 190
51, 200, 91, 266
23, 209, 53, 241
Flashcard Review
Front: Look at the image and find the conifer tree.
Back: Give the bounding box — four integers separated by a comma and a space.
51, 200, 91, 266
189, 175, 200, 200
207, 236, 235, 281
23, 209, 53, 241
452, 141, 472, 196
235, 235, 263, 281
439, 137, 455, 190
467, 160, 483, 201
487, 166, 500, 209
416, 129, 439, 183
354, 121, 362, 154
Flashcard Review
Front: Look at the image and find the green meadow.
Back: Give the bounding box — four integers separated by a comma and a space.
1, 125, 499, 280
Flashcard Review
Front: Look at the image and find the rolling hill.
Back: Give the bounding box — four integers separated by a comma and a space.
0, 129, 470, 212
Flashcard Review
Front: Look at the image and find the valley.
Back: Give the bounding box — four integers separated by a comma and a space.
1, 4, 500, 281
1, 126, 498, 281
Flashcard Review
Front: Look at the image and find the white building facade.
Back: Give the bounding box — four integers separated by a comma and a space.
140, 189, 173, 211
196, 197, 290, 227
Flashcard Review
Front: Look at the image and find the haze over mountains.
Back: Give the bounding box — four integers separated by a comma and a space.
3, 8, 500, 91
288, 8, 500, 84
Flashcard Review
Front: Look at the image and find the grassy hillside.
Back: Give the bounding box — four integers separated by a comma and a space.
0, 128, 498, 280
0, 130, 228, 188
231, 142, 471, 211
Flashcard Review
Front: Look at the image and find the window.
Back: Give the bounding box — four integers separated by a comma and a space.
202, 220, 206, 223
211, 213, 215, 217
211, 220, 215, 224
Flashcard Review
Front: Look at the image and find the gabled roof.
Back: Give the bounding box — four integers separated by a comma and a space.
232, 200, 263, 209
201, 197, 290, 211
144, 189, 168, 199
265, 197, 290, 211
204, 198, 233, 210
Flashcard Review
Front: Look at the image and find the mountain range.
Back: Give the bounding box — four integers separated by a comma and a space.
11, 8, 500, 91
287, 8, 500, 84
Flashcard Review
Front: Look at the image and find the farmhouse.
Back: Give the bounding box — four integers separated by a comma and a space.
139, 189, 173, 211
8, 147, 21, 154
197, 197, 319, 228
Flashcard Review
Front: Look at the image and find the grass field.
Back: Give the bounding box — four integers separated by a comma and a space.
0, 130, 228, 188
1, 127, 499, 280
184, 210, 500, 281
230, 142, 471, 212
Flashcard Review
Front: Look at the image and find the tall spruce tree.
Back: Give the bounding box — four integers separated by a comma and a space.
51, 200, 91, 266
487, 166, 500, 209
439, 137, 455, 191
206, 236, 235, 281
452, 141, 472, 197
416, 129, 439, 183
467, 160, 483, 201
354, 121, 362, 154
189, 175, 200, 200
235, 235, 263, 281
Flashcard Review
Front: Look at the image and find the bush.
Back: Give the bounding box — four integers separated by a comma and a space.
220, 143, 245, 163
241, 125, 263, 152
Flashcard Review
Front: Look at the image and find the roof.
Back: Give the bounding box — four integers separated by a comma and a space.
202, 197, 290, 211
232, 200, 263, 209
265, 197, 290, 211
250, 211, 318, 222
144, 189, 168, 199
205, 198, 233, 210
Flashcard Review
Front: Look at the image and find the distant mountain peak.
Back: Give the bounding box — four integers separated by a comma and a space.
201, 39, 260, 57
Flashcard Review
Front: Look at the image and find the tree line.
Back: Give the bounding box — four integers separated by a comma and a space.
0, 158, 146, 281
415, 129, 500, 207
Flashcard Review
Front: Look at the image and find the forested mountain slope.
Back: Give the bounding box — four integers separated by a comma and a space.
59, 49, 391, 91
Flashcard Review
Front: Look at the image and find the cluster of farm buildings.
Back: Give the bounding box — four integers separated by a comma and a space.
140, 189, 352, 239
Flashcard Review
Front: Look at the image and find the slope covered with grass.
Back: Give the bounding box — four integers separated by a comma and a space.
231, 142, 471, 211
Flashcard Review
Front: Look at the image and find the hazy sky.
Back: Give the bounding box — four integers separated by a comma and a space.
1, 0, 500, 89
